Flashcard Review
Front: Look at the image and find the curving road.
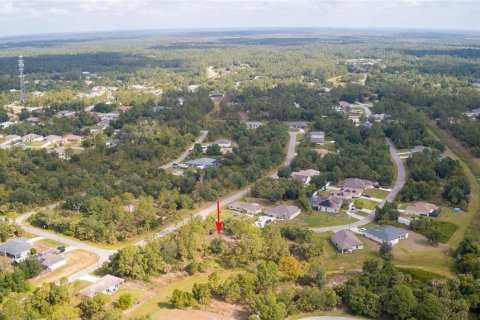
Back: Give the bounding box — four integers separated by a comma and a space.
138, 131, 299, 245
160, 130, 208, 169
311, 139, 405, 233
15, 130, 299, 282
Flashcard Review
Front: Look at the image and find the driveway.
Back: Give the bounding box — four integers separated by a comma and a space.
311, 140, 405, 233
160, 130, 208, 169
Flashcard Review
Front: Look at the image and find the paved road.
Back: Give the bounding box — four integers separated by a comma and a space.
311, 140, 405, 233
138, 131, 299, 245
160, 130, 208, 169
15, 204, 116, 282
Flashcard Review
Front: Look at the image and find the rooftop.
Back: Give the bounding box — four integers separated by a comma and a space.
79, 275, 124, 298
363, 226, 408, 242
331, 230, 363, 250
0, 237, 32, 256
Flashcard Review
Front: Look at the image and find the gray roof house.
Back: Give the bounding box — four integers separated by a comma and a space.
246, 121, 263, 129
288, 122, 308, 130
309, 131, 325, 145
265, 205, 301, 220
0, 237, 32, 262
79, 274, 124, 298
22, 133, 44, 143
309, 195, 343, 213
34, 248, 67, 271
228, 202, 264, 215
363, 226, 409, 246
186, 158, 220, 169
342, 178, 375, 190
331, 230, 364, 253
44, 135, 62, 145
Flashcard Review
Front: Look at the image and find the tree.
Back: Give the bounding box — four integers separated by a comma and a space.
192, 282, 211, 305
379, 242, 393, 261
383, 285, 417, 320
346, 286, 381, 318
169, 289, 196, 309
249, 292, 287, 320
193, 143, 203, 155
79, 294, 108, 320
118, 293, 133, 310
416, 293, 447, 320
16, 258, 43, 279
206, 144, 222, 156
279, 256, 302, 280
427, 228, 441, 246
277, 166, 291, 178
0, 293, 28, 320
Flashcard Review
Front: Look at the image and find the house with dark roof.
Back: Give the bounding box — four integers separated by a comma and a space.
363, 226, 409, 246
331, 230, 364, 253
265, 205, 301, 220
342, 178, 375, 190
34, 248, 67, 271
0, 237, 32, 262
309, 195, 343, 213
288, 122, 308, 130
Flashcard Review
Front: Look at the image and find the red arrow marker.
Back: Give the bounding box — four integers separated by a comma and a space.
215, 200, 222, 234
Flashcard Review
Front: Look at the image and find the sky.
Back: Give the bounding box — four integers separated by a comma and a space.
1, 0, 480, 37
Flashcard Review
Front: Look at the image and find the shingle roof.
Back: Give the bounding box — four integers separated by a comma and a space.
331, 230, 363, 250
79, 275, 124, 298
265, 205, 300, 218
309, 195, 343, 209
364, 226, 408, 242
0, 237, 32, 256
187, 157, 219, 166
342, 178, 373, 189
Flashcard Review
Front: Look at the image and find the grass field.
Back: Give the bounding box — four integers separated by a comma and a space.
364, 188, 389, 199
353, 198, 379, 210
279, 210, 353, 228
127, 269, 239, 319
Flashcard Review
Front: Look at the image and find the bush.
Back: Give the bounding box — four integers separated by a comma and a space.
118, 293, 132, 310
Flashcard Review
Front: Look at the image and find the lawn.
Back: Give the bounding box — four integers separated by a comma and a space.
353, 198, 379, 210
279, 210, 353, 228
364, 188, 389, 199
126, 269, 239, 319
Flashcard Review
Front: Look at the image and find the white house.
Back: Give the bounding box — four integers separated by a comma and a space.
34, 248, 67, 271
0, 237, 32, 263
22, 134, 44, 143
79, 275, 124, 298
331, 230, 364, 253
291, 169, 320, 185
246, 121, 263, 129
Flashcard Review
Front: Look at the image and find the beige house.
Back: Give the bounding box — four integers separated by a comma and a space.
228, 202, 264, 215
291, 169, 320, 185
265, 205, 301, 220
309, 195, 343, 213
80, 275, 124, 298
331, 230, 364, 253
405, 202, 440, 217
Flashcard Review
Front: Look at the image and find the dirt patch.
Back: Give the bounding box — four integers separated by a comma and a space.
30, 249, 98, 286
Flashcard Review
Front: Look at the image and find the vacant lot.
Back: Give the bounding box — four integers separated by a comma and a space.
279, 210, 353, 228
393, 232, 454, 277
364, 188, 389, 199
354, 198, 379, 210
30, 249, 98, 286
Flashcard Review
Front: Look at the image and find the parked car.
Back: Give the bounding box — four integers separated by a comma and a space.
57, 246, 65, 253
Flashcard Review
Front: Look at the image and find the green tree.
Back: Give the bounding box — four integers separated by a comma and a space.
192, 282, 211, 305
249, 292, 287, 320
416, 293, 447, 320
383, 285, 417, 320
118, 293, 133, 310
79, 294, 109, 320
279, 256, 302, 280
169, 289, 196, 309
427, 228, 441, 246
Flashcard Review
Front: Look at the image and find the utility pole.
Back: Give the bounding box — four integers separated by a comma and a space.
18, 56, 26, 101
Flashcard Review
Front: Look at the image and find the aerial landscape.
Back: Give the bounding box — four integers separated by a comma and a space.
0, 0, 480, 319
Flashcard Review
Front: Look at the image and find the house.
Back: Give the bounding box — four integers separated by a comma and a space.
338, 101, 351, 108
105, 139, 121, 147
186, 158, 221, 169
214, 139, 232, 148
333, 187, 363, 200
56, 110, 76, 118
371, 113, 391, 122
34, 248, 67, 271
25, 117, 39, 124
255, 216, 275, 228
315, 148, 330, 157
265, 205, 301, 220
117, 105, 131, 112
288, 122, 308, 130
3, 135, 21, 144
466, 108, 480, 118
0, 121, 14, 128
405, 202, 441, 217
290, 169, 320, 185
22, 133, 44, 143
309, 131, 325, 145
0, 237, 32, 263
228, 202, 264, 215
342, 178, 375, 190
411, 145, 429, 155
363, 226, 409, 246
246, 121, 263, 129
331, 230, 364, 253
44, 135, 62, 145
209, 91, 225, 102
62, 134, 83, 144
98, 112, 120, 122
309, 195, 343, 213
79, 275, 125, 298
97, 119, 111, 129
398, 216, 413, 226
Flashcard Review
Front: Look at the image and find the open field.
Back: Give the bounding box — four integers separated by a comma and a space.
392, 232, 454, 277
353, 198, 378, 210
279, 210, 353, 228
363, 188, 389, 199
30, 249, 98, 286
126, 269, 240, 319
